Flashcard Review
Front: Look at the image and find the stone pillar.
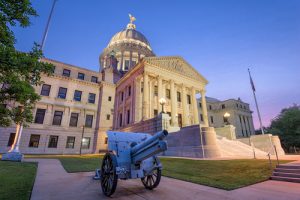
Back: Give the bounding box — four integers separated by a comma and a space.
192, 87, 199, 125
182, 85, 188, 126
113, 93, 119, 129
200, 89, 209, 126
143, 73, 149, 120
129, 51, 133, 69
157, 76, 163, 113
170, 80, 178, 126
201, 127, 221, 158
120, 51, 124, 71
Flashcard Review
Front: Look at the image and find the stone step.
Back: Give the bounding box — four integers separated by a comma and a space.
276, 164, 300, 170
274, 168, 300, 174
273, 172, 300, 178
270, 176, 300, 183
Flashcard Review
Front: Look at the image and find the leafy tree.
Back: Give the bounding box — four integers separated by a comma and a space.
0, 0, 54, 127
267, 104, 300, 152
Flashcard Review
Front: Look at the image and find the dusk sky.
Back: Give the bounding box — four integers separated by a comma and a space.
12, 0, 300, 129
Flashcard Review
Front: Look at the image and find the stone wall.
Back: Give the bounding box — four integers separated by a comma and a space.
116, 116, 161, 134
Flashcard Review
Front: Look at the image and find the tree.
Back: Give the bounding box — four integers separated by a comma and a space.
267, 104, 300, 152
0, 0, 54, 127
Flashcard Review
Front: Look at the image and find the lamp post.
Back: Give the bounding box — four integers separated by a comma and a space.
79, 125, 85, 156
224, 112, 230, 125
159, 98, 166, 113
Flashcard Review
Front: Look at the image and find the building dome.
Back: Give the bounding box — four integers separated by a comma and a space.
107, 28, 152, 51
100, 14, 155, 72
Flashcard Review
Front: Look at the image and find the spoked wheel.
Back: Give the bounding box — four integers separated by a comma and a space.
141, 168, 161, 190
100, 152, 118, 197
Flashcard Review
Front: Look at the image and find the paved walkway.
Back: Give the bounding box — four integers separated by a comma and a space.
27, 159, 300, 200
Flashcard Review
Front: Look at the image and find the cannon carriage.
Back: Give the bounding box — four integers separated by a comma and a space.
100, 130, 168, 196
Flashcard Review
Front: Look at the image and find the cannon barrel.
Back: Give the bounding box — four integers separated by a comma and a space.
131, 130, 168, 155
131, 130, 168, 164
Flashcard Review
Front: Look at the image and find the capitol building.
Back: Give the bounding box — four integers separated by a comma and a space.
0, 16, 256, 155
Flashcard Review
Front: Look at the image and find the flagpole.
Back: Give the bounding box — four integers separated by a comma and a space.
41, 0, 57, 51
248, 68, 264, 135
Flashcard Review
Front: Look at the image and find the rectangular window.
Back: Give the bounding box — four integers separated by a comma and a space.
29, 134, 40, 148
88, 93, 96, 104
85, 115, 93, 128
57, 87, 67, 99
106, 114, 110, 120
200, 114, 204, 122
108, 96, 112, 101
154, 86, 158, 96
177, 91, 181, 102
34, 109, 46, 124
48, 135, 59, 148
82, 137, 91, 149
128, 86, 131, 96
121, 92, 124, 101
166, 89, 170, 99
127, 110, 130, 124
131, 60, 136, 66
154, 109, 158, 116
124, 60, 130, 70
222, 104, 225, 109
7, 133, 16, 147
210, 116, 214, 124
119, 113, 123, 127
62, 69, 71, 77
187, 95, 191, 104
223, 116, 228, 123
199, 102, 202, 108
73, 90, 82, 101
40, 84, 51, 96
53, 111, 63, 125
236, 103, 239, 108
77, 72, 85, 80
209, 105, 212, 110
66, 136, 75, 148
91, 76, 98, 83
69, 113, 79, 127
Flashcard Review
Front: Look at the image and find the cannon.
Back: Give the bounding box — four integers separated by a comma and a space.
100, 130, 168, 196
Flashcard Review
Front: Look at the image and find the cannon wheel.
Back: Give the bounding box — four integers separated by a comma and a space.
141, 167, 161, 190
100, 152, 118, 197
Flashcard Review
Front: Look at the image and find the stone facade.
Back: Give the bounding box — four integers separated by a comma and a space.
197, 97, 255, 138
0, 17, 258, 155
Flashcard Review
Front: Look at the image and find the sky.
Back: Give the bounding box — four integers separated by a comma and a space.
12, 0, 300, 129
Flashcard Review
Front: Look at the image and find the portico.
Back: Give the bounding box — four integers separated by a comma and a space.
113, 56, 209, 130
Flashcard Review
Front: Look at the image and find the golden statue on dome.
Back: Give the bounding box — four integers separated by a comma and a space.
127, 14, 136, 29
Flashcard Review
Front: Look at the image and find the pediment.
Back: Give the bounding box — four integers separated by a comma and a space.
143, 56, 208, 83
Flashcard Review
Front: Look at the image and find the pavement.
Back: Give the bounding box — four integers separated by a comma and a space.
27, 158, 300, 200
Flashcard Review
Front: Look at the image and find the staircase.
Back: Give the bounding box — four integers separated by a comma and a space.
271, 164, 300, 183
216, 136, 268, 158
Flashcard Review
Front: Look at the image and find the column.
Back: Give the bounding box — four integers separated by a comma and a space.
113, 93, 119, 129
182, 85, 188, 126
191, 87, 199, 125
157, 76, 163, 113
170, 80, 178, 126
129, 51, 133, 69
200, 89, 209, 126
120, 51, 124, 71
143, 73, 149, 120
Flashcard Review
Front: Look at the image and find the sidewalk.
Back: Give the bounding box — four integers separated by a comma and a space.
27, 159, 300, 200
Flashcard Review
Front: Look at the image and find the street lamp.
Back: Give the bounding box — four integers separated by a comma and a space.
159, 98, 166, 113
224, 112, 230, 125
79, 125, 85, 156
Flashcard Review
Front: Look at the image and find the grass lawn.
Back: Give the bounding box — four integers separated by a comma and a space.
25, 154, 292, 190
0, 161, 37, 200
160, 158, 291, 190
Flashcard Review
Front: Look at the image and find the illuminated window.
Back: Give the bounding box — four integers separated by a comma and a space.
82, 137, 90, 149
66, 136, 75, 148
29, 134, 40, 148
